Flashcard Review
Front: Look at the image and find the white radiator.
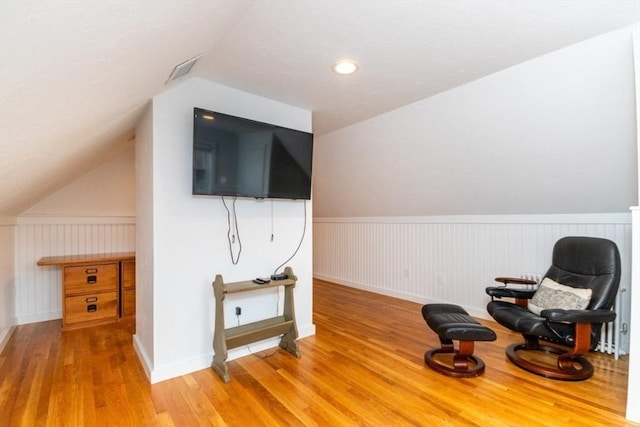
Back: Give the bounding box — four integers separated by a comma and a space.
596, 287, 628, 360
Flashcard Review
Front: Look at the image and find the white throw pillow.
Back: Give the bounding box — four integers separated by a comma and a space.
528, 277, 592, 316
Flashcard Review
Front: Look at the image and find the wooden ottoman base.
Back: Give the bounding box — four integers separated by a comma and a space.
422, 303, 496, 378
424, 340, 487, 378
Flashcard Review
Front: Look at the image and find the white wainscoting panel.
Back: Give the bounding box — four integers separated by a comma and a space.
313, 213, 632, 353
15, 216, 136, 324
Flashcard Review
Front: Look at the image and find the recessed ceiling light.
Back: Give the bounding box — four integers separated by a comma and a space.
333, 59, 359, 76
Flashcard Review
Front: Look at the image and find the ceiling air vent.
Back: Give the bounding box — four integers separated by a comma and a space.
166, 54, 203, 84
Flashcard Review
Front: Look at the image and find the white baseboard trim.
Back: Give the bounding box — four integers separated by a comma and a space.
298, 324, 316, 339
137, 323, 316, 384
17, 311, 61, 325
0, 324, 17, 354
150, 353, 213, 384
313, 273, 492, 321
132, 333, 153, 382
224, 323, 315, 363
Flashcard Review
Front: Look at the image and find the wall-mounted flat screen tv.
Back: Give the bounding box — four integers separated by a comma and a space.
192, 108, 313, 200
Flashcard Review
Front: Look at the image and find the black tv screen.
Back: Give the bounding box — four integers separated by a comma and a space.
192, 108, 313, 200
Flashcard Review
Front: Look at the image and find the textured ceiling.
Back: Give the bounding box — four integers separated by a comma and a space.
1, 0, 639, 216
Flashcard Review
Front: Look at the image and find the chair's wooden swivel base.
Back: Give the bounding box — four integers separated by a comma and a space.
505, 331, 594, 381
422, 304, 497, 378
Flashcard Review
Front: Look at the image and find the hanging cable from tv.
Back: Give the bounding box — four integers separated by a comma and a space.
272, 200, 307, 276
222, 196, 242, 264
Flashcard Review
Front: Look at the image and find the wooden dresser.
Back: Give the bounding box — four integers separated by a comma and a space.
37, 252, 135, 330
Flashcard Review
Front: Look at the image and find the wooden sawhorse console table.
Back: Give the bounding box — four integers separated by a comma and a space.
212, 266, 300, 383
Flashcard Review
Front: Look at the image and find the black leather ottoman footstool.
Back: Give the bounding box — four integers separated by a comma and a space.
421, 303, 496, 378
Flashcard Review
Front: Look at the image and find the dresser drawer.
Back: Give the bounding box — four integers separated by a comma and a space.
64, 291, 118, 325
64, 263, 118, 295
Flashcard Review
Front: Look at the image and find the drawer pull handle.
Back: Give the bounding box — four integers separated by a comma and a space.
85, 297, 98, 303
87, 304, 97, 312
85, 268, 98, 274
87, 275, 97, 284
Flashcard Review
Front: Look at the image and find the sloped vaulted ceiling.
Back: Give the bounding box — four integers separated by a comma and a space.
1, 0, 638, 217
0, 0, 254, 216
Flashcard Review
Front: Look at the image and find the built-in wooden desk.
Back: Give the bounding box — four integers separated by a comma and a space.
37, 252, 135, 330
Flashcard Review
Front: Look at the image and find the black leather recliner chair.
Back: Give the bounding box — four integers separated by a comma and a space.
486, 236, 621, 380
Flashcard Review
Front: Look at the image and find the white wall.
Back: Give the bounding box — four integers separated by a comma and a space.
313, 27, 638, 218
629, 209, 640, 421
134, 77, 314, 383
625, 25, 640, 424
133, 100, 155, 379
23, 142, 135, 217
0, 217, 16, 353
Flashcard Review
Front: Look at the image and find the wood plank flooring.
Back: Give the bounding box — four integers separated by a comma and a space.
1, 279, 636, 426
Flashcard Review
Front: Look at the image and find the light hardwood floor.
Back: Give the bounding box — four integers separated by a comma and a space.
1, 279, 636, 426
